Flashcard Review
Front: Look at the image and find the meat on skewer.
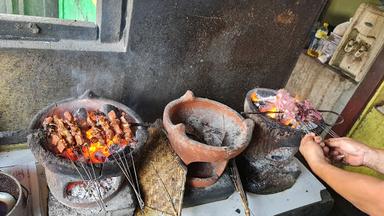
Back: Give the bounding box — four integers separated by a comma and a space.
64, 111, 84, 146
120, 113, 133, 143
53, 115, 74, 145
108, 111, 123, 135
87, 111, 97, 127
96, 114, 115, 141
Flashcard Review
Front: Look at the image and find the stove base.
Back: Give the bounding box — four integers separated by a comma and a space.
48, 182, 136, 216
183, 168, 235, 208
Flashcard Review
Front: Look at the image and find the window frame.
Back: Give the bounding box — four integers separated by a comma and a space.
0, 0, 132, 52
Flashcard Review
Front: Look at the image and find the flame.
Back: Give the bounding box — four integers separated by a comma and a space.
64, 148, 78, 161
250, 93, 298, 128
79, 128, 113, 164
250, 92, 259, 103
81, 141, 111, 164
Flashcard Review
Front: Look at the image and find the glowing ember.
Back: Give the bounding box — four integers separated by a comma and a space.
43, 110, 136, 164
251, 89, 322, 128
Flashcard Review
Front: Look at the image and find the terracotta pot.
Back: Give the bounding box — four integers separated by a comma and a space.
163, 90, 254, 187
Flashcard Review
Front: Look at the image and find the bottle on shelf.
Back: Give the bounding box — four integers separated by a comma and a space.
307, 22, 329, 58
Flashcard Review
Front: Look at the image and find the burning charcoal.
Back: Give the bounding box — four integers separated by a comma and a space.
101, 104, 120, 117
94, 152, 107, 162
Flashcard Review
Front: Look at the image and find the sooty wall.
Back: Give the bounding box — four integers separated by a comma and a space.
0, 0, 326, 131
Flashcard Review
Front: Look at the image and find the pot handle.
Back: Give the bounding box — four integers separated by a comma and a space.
180, 90, 195, 102
79, 89, 99, 99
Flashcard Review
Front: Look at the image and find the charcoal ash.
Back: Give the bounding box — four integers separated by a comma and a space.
66, 177, 120, 202
185, 119, 227, 147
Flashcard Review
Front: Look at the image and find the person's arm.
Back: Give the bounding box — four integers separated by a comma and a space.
311, 161, 384, 216
365, 148, 384, 174
300, 134, 384, 216
326, 137, 384, 174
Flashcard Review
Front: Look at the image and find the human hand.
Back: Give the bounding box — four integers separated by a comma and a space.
325, 137, 371, 166
300, 133, 329, 167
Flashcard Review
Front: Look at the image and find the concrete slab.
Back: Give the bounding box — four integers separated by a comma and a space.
0, 149, 329, 216
183, 158, 327, 216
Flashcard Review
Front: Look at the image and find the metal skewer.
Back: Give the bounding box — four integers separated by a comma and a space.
82, 143, 107, 211
110, 150, 144, 209
69, 158, 104, 211
114, 145, 143, 209
129, 150, 142, 201
79, 161, 107, 212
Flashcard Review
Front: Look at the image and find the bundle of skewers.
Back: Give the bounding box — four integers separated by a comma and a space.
245, 89, 343, 138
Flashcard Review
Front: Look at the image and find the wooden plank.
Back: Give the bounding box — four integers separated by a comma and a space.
0, 13, 97, 41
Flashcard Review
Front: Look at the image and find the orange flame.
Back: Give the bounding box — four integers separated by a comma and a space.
250, 92, 259, 103
64, 148, 78, 161
251, 93, 299, 128
82, 141, 110, 164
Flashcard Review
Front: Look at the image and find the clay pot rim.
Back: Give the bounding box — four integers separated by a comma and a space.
163, 90, 254, 153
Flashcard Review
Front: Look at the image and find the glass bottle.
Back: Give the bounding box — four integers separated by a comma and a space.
307, 22, 329, 58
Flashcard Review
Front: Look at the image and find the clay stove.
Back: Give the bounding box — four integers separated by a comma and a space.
27, 90, 147, 215
163, 90, 254, 188
240, 88, 322, 194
